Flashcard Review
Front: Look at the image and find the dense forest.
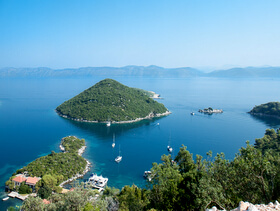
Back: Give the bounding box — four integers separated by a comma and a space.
56, 79, 168, 122
249, 102, 280, 117
16, 128, 280, 211
61, 136, 85, 154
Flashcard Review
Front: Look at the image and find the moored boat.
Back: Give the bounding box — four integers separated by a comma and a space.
167, 145, 173, 153
2, 197, 9, 201
115, 146, 122, 163
115, 155, 122, 163
87, 173, 108, 188
112, 133, 115, 148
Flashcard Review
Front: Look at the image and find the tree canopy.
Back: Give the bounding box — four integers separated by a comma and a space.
56, 79, 168, 122
249, 102, 280, 117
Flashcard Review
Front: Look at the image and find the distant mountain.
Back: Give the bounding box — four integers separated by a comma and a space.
56, 78, 169, 123
207, 67, 280, 78
0, 66, 203, 78
1, 66, 280, 78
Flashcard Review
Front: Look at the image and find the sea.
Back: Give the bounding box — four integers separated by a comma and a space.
0, 76, 280, 210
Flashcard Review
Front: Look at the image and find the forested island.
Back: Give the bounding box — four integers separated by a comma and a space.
249, 102, 280, 118
5, 136, 89, 199
14, 128, 280, 210
56, 78, 170, 123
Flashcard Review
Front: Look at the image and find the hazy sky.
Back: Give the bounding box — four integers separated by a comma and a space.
0, 0, 280, 69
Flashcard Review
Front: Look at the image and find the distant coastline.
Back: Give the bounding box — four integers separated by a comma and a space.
56, 109, 171, 124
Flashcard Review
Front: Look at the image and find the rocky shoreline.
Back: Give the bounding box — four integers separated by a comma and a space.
56, 109, 171, 124
59, 138, 91, 187
206, 201, 280, 211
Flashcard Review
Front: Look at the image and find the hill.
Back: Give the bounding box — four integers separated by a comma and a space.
0, 66, 203, 78
249, 102, 280, 118
208, 66, 280, 78
56, 79, 169, 123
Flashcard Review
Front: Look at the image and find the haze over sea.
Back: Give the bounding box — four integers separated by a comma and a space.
1, 76, 280, 209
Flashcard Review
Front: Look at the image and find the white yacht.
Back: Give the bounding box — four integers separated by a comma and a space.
190, 112, 195, 115
106, 121, 111, 127
88, 173, 108, 188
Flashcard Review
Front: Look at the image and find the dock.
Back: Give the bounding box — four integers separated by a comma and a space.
8, 191, 29, 201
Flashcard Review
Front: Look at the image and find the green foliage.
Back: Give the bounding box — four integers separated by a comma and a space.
250, 102, 280, 117
19, 129, 280, 210
21, 197, 46, 211
56, 79, 168, 122
83, 202, 94, 211
61, 136, 85, 153
18, 182, 32, 194
16, 151, 86, 180
7, 206, 20, 211
5, 178, 15, 190
38, 185, 52, 199
118, 185, 149, 211
148, 154, 182, 210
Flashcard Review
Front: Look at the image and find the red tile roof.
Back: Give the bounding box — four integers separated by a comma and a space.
12, 175, 27, 183
26, 177, 40, 185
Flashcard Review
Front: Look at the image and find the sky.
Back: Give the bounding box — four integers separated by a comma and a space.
0, 0, 280, 70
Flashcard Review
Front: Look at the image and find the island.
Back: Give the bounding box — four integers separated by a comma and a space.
5, 136, 90, 200
55, 78, 170, 123
249, 102, 280, 118
198, 107, 223, 114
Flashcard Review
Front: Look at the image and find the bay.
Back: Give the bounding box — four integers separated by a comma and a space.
0, 76, 280, 210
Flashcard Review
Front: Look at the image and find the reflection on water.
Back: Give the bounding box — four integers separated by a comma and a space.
60, 115, 168, 139
249, 114, 280, 128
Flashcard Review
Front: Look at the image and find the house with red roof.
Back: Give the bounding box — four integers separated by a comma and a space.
12, 174, 41, 192
12, 175, 27, 186
26, 176, 41, 190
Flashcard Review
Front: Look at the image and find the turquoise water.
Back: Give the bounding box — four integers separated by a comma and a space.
1, 77, 280, 210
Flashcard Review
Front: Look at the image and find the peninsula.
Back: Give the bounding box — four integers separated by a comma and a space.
249, 102, 280, 118
5, 136, 90, 199
56, 78, 170, 123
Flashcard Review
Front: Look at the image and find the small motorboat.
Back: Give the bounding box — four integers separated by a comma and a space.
167, 145, 173, 153
2, 197, 9, 201
143, 171, 153, 181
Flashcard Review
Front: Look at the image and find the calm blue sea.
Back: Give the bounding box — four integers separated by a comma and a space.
1, 76, 280, 210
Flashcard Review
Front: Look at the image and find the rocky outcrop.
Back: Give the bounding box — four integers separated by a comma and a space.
206, 201, 280, 211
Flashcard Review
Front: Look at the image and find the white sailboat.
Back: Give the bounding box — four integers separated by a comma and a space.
167, 134, 173, 153
112, 134, 115, 148
106, 121, 111, 127
115, 146, 122, 163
